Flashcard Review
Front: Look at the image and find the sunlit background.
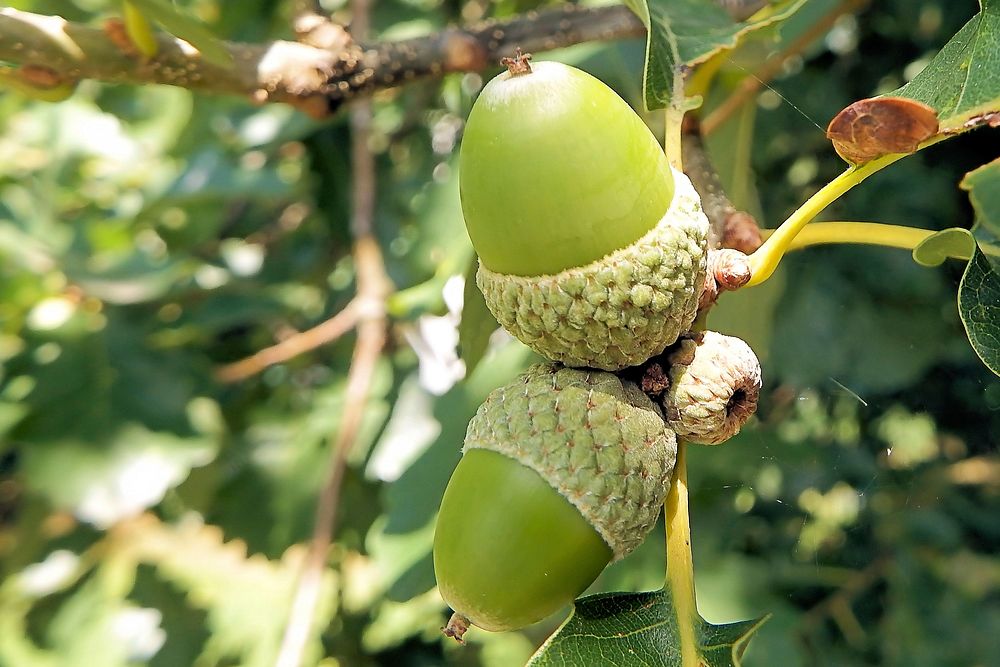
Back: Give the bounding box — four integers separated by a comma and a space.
1, 1, 999, 666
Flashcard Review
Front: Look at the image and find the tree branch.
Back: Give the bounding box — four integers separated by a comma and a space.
291, 0, 328, 23
274, 241, 387, 667
291, 0, 352, 52
682, 131, 762, 254
213, 300, 363, 383
800, 556, 888, 646
0, 5, 644, 117
275, 2, 390, 665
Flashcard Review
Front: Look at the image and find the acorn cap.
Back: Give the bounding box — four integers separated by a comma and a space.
663, 331, 762, 445
477, 170, 708, 370
463, 362, 677, 559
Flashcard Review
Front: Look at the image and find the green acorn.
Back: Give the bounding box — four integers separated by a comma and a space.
433, 363, 677, 638
461, 55, 710, 371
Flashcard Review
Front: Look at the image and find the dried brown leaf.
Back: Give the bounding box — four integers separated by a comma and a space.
826, 97, 939, 164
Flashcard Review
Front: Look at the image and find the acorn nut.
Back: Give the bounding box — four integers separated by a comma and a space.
433, 362, 678, 638
460, 58, 710, 370
662, 331, 762, 445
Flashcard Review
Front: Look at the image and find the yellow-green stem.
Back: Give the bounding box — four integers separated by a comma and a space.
665, 106, 685, 171
747, 153, 908, 286
666, 440, 698, 667
763, 221, 933, 252
762, 221, 987, 262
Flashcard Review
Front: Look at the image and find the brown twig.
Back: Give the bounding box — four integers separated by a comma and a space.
0, 5, 644, 118
684, 132, 736, 248
800, 556, 889, 646
700, 0, 868, 135
274, 3, 389, 665
273, 246, 387, 667
682, 131, 763, 253
1, 1, 814, 117
214, 300, 363, 383
271, 2, 390, 652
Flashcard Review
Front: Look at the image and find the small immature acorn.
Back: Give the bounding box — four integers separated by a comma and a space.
461, 54, 710, 370
662, 331, 762, 446
433, 363, 677, 638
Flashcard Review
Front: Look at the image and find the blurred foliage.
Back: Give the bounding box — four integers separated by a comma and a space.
0, 1, 998, 666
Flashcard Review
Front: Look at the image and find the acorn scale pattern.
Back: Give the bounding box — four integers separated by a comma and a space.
476, 171, 709, 371
663, 331, 762, 445
463, 362, 677, 559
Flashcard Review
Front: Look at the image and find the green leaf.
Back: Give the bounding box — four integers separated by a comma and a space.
129, 0, 233, 68
42, 569, 149, 667
0, 550, 158, 667
893, 0, 1000, 132
22, 424, 217, 528
959, 245, 1000, 376
113, 515, 336, 667
528, 589, 768, 667
912, 228, 975, 267
770, 255, 957, 393
625, 0, 809, 110
0, 400, 29, 444
123, 1, 160, 58
958, 158, 1000, 377
962, 158, 1000, 243
68, 254, 189, 305
457, 255, 498, 376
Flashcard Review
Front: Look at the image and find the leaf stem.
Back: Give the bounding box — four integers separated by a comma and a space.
665, 106, 685, 171
665, 440, 698, 667
763, 221, 934, 252
746, 152, 907, 286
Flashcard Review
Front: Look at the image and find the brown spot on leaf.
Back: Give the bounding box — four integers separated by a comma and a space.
826, 97, 939, 164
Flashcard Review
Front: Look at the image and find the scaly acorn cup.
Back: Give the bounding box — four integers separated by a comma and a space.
461, 56, 710, 370
662, 331, 762, 445
433, 363, 677, 639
